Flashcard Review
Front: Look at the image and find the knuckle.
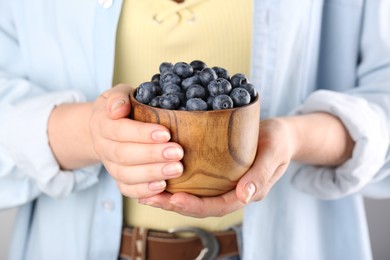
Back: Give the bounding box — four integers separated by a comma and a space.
113, 145, 128, 165
255, 184, 270, 201
114, 83, 131, 91
115, 166, 127, 183
117, 182, 140, 199
111, 122, 124, 141
132, 185, 155, 199
214, 209, 228, 218
255, 191, 267, 201
261, 165, 273, 181
116, 182, 128, 196
149, 145, 163, 162
145, 165, 160, 180
103, 162, 116, 178
93, 139, 105, 158
99, 89, 110, 99
134, 122, 146, 139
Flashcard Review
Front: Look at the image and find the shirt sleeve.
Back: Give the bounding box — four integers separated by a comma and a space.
290, 1, 390, 200
0, 2, 101, 209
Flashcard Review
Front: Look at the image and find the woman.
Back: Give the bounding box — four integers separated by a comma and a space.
1, 0, 390, 259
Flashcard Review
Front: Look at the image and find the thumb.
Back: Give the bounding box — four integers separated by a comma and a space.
236, 153, 288, 204
235, 168, 270, 205
106, 84, 133, 120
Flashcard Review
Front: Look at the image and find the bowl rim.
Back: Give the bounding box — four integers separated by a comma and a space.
129, 87, 260, 114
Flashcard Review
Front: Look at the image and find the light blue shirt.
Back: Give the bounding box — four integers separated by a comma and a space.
1, 0, 390, 260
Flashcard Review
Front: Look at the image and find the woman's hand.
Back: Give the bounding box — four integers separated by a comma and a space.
138, 113, 354, 218
48, 84, 184, 199
89, 84, 185, 198
138, 118, 295, 217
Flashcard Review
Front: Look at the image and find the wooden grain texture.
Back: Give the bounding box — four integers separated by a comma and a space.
130, 89, 260, 196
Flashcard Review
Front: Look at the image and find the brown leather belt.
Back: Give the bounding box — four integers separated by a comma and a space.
119, 226, 239, 260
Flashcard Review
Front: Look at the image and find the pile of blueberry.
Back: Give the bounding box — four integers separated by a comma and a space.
135, 60, 257, 111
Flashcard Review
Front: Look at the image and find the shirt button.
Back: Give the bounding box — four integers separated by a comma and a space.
101, 200, 115, 212
98, 0, 113, 9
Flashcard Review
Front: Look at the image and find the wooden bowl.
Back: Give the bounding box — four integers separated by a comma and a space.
130, 89, 260, 196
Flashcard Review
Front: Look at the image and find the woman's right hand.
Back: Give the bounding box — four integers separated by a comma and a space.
89, 84, 184, 199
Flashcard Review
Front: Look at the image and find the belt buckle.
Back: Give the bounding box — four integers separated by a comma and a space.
168, 227, 220, 260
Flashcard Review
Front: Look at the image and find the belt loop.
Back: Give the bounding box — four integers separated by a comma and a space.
130, 227, 149, 260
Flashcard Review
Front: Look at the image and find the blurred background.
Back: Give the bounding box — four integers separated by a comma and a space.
1, 198, 390, 260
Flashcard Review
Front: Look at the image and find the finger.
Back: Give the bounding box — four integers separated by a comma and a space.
236, 153, 289, 204
99, 117, 172, 144
138, 192, 173, 208
236, 164, 272, 204
117, 180, 166, 199
170, 191, 243, 217
102, 141, 184, 165
108, 161, 183, 184
139, 190, 244, 218
105, 84, 133, 119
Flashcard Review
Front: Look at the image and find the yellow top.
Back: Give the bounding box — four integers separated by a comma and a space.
114, 0, 253, 231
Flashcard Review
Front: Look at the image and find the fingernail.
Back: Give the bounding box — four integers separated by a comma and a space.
163, 163, 183, 176
243, 182, 256, 204
149, 180, 166, 191
111, 99, 125, 112
163, 147, 183, 160
152, 131, 171, 142
138, 198, 147, 204
139, 199, 161, 208
170, 200, 184, 209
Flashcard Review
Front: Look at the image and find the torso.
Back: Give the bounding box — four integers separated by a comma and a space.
113, 0, 253, 231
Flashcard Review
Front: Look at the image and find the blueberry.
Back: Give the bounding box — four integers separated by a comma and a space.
212, 66, 230, 80
159, 72, 181, 88
173, 62, 194, 79
162, 83, 182, 94
230, 87, 251, 107
159, 93, 181, 110
212, 94, 233, 110
150, 81, 162, 95
207, 78, 232, 97
199, 67, 218, 87
159, 62, 174, 74
190, 60, 207, 72
181, 75, 202, 92
135, 82, 158, 104
206, 96, 215, 110
149, 96, 161, 107
186, 84, 207, 100
151, 73, 160, 83
137, 62, 256, 111
186, 98, 208, 111
175, 92, 187, 106
241, 83, 258, 101
230, 73, 248, 88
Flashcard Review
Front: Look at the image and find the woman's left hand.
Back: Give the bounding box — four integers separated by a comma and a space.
137, 118, 295, 217
138, 113, 354, 218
